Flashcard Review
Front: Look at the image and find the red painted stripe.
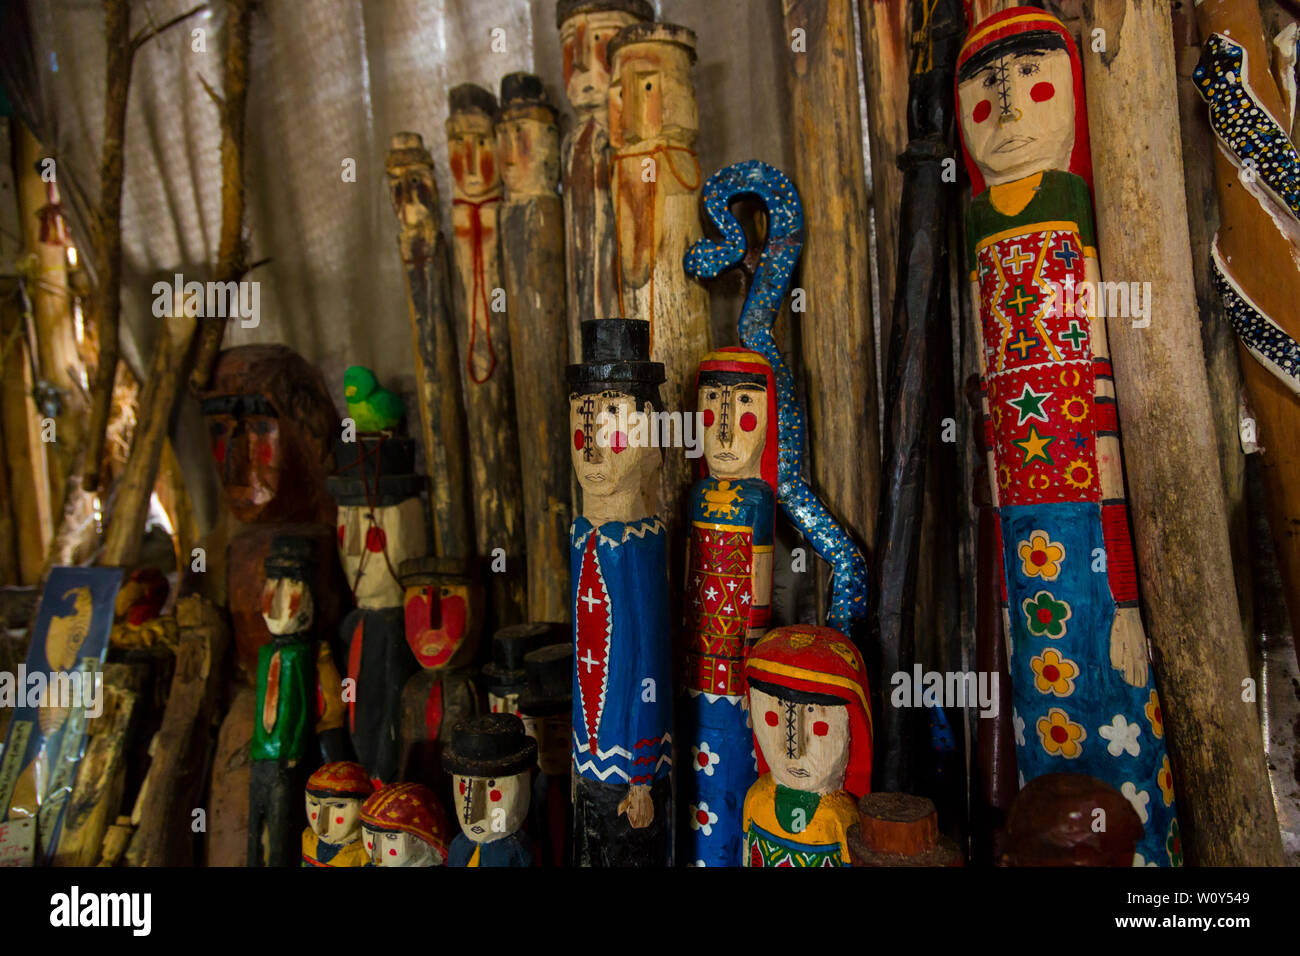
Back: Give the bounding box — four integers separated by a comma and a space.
1102, 502, 1140, 603
1093, 399, 1119, 433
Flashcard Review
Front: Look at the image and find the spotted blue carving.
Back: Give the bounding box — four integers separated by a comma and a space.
684, 160, 868, 634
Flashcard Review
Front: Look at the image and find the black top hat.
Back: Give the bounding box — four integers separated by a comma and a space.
482, 622, 567, 696
264, 534, 317, 579
499, 73, 555, 117
448, 83, 499, 120
555, 0, 653, 29
519, 643, 573, 717
443, 713, 538, 778
566, 319, 665, 408
327, 434, 421, 506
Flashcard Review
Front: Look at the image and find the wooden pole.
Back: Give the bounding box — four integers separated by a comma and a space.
1081, 0, 1282, 865
1, 286, 52, 582
781, 0, 881, 591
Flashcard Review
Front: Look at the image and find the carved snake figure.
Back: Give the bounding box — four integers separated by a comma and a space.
684, 159, 868, 635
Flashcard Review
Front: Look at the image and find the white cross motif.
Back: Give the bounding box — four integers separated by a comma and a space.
580, 588, 601, 613
723, 605, 733, 615
726, 580, 737, 592
579, 649, 600, 673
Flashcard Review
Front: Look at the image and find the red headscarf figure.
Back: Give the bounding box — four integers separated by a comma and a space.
360, 782, 452, 866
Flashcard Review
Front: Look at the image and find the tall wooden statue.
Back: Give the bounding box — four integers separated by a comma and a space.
956, 8, 1178, 865
498, 72, 572, 622
742, 625, 873, 867
328, 433, 426, 786
301, 761, 373, 867
445, 714, 537, 867
446, 82, 527, 628
567, 318, 673, 867
519, 642, 574, 867
680, 347, 777, 867
385, 132, 473, 560
608, 21, 711, 522
360, 782, 450, 867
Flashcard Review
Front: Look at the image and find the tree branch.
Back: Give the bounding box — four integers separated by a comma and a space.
129, 2, 208, 53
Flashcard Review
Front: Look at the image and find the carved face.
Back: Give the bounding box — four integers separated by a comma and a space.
447, 112, 500, 200
403, 580, 476, 669
488, 691, 520, 715
363, 827, 442, 867
569, 391, 658, 504
305, 792, 364, 846
497, 108, 560, 196
609, 43, 696, 148
337, 497, 427, 610
521, 713, 571, 776
205, 399, 282, 523
260, 576, 313, 636
700, 379, 768, 480
561, 11, 636, 112
958, 44, 1076, 186
751, 686, 851, 795
388, 160, 437, 230
452, 772, 529, 843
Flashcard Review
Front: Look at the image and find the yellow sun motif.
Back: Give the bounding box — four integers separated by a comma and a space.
702, 479, 743, 518
998, 465, 1012, 490
1061, 396, 1089, 423
1063, 458, 1094, 490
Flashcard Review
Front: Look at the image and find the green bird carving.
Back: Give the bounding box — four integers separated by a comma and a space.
344, 365, 405, 432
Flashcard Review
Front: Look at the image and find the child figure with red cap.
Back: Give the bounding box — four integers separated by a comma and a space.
301, 761, 374, 867
742, 625, 873, 867
360, 782, 450, 866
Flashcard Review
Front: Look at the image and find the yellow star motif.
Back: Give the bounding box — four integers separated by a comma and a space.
1014, 425, 1056, 466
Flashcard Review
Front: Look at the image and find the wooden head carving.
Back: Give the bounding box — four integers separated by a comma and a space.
398, 557, 483, 671
566, 318, 665, 524
386, 132, 439, 235
446, 83, 501, 202
1001, 773, 1144, 867
608, 22, 698, 151
260, 534, 317, 638
697, 348, 778, 487
360, 782, 451, 866
304, 761, 374, 848
445, 714, 537, 844
956, 7, 1092, 194
746, 625, 873, 798
199, 345, 339, 525
557, 0, 653, 115
497, 73, 561, 199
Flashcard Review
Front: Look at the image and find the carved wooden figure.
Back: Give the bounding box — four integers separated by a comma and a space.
557, 0, 653, 349
1001, 773, 1145, 867
360, 782, 451, 866
328, 434, 426, 786
484, 622, 567, 716
680, 347, 777, 867
608, 21, 711, 523
519, 642, 574, 867
957, 8, 1178, 866
301, 761, 373, 867
742, 625, 873, 868
567, 318, 673, 867
446, 83, 527, 629
498, 72, 572, 622
445, 714, 537, 867
397, 557, 483, 796
386, 132, 473, 561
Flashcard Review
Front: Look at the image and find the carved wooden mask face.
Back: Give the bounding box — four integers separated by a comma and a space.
700, 377, 768, 480
569, 391, 659, 507
452, 771, 529, 843
337, 498, 427, 610
388, 159, 438, 231
958, 42, 1076, 186
305, 792, 364, 846
750, 686, 851, 795
260, 577, 313, 636
561, 11, 637, 112
447, 112, 500, 200
363, 827, 441, 866
521, 713, 571, 776
497, 108, 560, 197
402, 579, 478, 669
609, 43, 696, 148
204, 395, 283, 523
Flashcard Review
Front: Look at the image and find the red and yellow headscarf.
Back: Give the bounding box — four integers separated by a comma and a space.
745, 624, 873, 799
360, 782, 451, 858
696, 347, 779, 494
305, 761, 374, 799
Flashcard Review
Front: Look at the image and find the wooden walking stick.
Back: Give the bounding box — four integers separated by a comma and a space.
497, 73, 571, 622
385, 132, 472, 562
446, 83, 527, 628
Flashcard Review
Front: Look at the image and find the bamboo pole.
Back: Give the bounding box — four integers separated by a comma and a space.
1080, 0, 1283, 865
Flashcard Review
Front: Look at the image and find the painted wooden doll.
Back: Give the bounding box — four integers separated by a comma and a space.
446, 82, 527, 629
519, 642, 575, 868
742, 625, 873, 868
484, 622, 567, 716
360, 782, 451, 867
557, 0, 653, 351
498, 73, 572, 623
397, 557, 483, 795
957, 8, 1178, 865
328, 434, 426, 786
301, 761, 374, 867
566, 317, 673, 867
680, 347, 778, 867
445, 714, 537, 866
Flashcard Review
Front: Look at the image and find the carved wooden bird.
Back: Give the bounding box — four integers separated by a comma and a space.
344, 365, 405, 432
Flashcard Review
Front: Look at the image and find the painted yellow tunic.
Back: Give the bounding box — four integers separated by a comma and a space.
741, 774, 856, 867
301, 830, 369, 867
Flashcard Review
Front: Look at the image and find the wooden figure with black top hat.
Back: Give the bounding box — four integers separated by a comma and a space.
445, 714, 538, 866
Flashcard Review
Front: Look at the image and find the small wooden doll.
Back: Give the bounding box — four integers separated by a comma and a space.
301, 761, 374, 867
566, 318, 674, 867
484, 622, 567, 716
956, 7, 1178, 865
519, 642, 575, 868
742, 625, 873, 868
360, 782, 451, 867
680, 347, 777, 867
445, 714, 537, 866
1000, 773, 1144, 867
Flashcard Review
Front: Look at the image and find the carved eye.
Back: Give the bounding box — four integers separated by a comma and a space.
982, 72, 999, 89
645, 81, 653, 91
738, 394, 752, 404
1018, 62, 1039, 77
764, 710, 778, 726
607, 404, 618, 416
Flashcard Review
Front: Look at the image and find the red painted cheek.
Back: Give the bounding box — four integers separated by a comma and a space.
610, 431, 628, 454
366, 841, 372, 849
972, 99, 992, 123
740, 412, 758, 432
458, 780, 466, 795
388, 848, 397, 856
337, 525, 346, 547
365, 527, 387, 553
257, 441, 274, 464
261, 590, 273, 615
489, 789, 501, 802
335, 816, 344, 825
764, 710, 778, 727
573, 429, 585, 450
311, 812, 317, 820
1031, 81, 1055, 102
702, 409, 715, 428
449, 153, 464, 182
211, 439, 226, 463
288, 592, 301, 616
813, 721, 829, 737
